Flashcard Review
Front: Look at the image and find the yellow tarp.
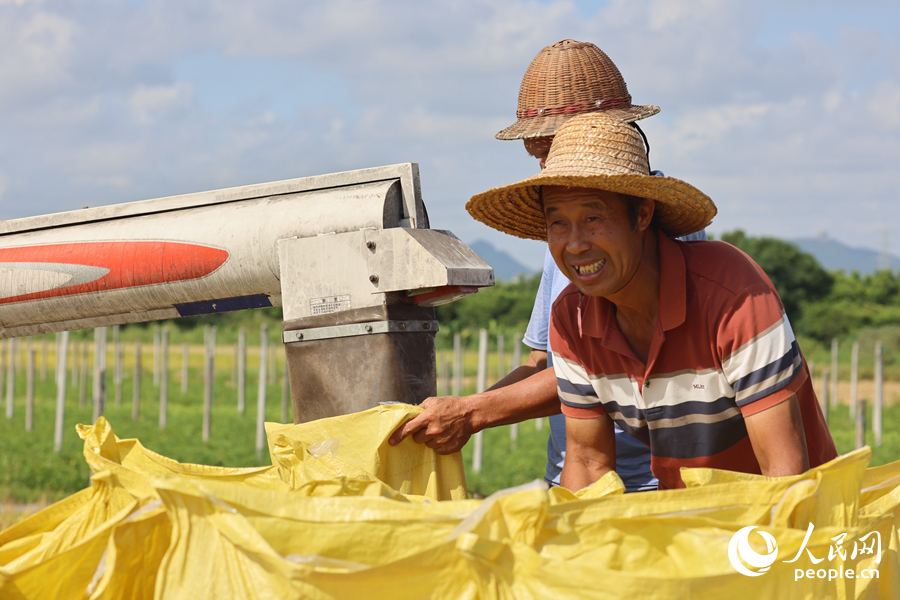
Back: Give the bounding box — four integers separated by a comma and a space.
0, 403, 897, 599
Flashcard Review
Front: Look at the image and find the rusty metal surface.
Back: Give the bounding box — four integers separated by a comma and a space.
284, 304, 436, 423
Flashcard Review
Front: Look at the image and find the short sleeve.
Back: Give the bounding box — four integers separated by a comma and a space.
717, 280, 804, 416
523, 249, 556, 352
549, 296, 607, 420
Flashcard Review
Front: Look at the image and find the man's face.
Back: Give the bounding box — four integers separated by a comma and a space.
543, 185, 649, 298
524, 136, 553, 170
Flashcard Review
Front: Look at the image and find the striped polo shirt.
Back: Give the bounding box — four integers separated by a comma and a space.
549, 231, 837, 490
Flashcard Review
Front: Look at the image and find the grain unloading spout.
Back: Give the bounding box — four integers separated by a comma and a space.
0, 163, 494, 422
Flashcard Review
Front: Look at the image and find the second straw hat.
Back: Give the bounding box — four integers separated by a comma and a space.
496, 39, 660, 140
469, 113, 716, 240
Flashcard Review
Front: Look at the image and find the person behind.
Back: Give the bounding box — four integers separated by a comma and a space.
465, 112, 838, 490
392, 40, 700, 492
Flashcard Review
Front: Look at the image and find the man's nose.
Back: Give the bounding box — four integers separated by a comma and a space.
565, 225, 592, 254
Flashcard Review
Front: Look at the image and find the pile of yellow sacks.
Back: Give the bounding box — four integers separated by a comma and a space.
0, 403, 897, 599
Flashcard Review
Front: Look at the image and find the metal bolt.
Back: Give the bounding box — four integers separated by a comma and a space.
398, 322, 406, 330
366, 241, 376, 250
364, 325, 373, 332
369, 274, 379, 283
422, 322, 431, 330
297, 333, 303, 340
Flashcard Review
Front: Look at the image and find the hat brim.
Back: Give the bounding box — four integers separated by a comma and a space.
495, 104, 661, 141
466, 172, 716, 241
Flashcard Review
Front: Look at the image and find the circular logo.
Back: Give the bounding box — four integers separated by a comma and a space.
728, 526, 779, 577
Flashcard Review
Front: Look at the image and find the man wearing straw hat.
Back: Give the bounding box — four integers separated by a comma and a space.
466, 111, 837, 490
393, 40, 702, 492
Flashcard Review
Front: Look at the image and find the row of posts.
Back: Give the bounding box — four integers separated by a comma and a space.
438, 329, 525, 474
2, 323, 287, 454
810, 339, 885, 449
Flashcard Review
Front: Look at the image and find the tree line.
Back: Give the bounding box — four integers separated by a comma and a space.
434, 230, 900, 348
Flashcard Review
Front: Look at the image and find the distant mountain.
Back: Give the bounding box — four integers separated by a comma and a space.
467, 239, 536, 282
790, 235, 900, 274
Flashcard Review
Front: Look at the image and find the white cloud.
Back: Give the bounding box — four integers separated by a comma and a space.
867, 82, 900, 129
0, 0, 898, 265
129, 82, 194, 124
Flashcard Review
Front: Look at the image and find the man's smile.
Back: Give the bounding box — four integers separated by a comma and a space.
572, 258, 606, 276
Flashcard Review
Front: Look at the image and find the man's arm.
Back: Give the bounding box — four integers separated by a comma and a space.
388, 349, 560, 454
559, 413, 616, 491
744, 393, 809, 477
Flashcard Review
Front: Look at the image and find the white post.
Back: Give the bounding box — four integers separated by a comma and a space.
820, 368, 828, 421
512, 332, 522, 371
850, 342, 859, 420
509, 352, 518, 450
92, 327, 107, 422
0, 342, 4, 405
41, 338, 48, 382
181, 342, 189, 395
442, 355, 451, 398
874, 341, 883, 447
281, 370, 290, 424
153, 324, 160, 386
5, 338, 14, 419
79, 342, 88, 409
114, 327, 123, 407
256, 324, 269, 454
159, 327, 169, 429
496, 333, 505, 385
473, 328, 488, 474
237, 328, 246, 414
70, 335, 77, 390
856, 399, 867, 450
133, 340, 141, 421
830, 339, 839, 409
26, 339, 34, 432
452, 333, 462, 397
203, 326, 215, 442
71, 341, 79, 392
53, 331, 70, 453
269, 344, 277, 385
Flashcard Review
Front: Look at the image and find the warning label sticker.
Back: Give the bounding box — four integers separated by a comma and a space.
310, 295, 351, 315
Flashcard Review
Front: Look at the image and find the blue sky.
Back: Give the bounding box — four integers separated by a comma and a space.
1, 0, 899, 271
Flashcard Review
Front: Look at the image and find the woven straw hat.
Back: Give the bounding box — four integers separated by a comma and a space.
468, 113, 716, 240
496, 39, 660, 140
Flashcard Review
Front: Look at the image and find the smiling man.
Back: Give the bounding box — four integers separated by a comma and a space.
466, 112, 837, 490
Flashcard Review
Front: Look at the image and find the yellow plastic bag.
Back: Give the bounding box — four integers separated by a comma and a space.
265, 403, 467, 501
3, 413, 899, 600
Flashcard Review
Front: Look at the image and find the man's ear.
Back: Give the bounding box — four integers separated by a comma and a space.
636, 198, 655, 233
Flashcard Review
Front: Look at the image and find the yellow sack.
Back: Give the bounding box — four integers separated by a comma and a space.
3, 413, 899, 600
76, 418, 286, 500
680, 448, 871, 529
265, 403, 467, 501
0, 472, 138, 599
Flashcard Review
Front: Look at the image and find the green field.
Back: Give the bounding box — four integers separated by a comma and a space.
1, 333, 899, 510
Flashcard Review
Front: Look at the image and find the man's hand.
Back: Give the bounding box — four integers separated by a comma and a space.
744, 393, 810, 477
388, 395, 474, 454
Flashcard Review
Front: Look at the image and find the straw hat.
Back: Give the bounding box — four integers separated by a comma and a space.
496, 39, 660, 140
468, 113, 716, 240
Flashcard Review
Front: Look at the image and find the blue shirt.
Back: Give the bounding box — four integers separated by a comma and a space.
523, 228, 707, 491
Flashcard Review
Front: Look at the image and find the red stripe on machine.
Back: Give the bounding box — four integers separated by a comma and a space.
0, 241, 229, 304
